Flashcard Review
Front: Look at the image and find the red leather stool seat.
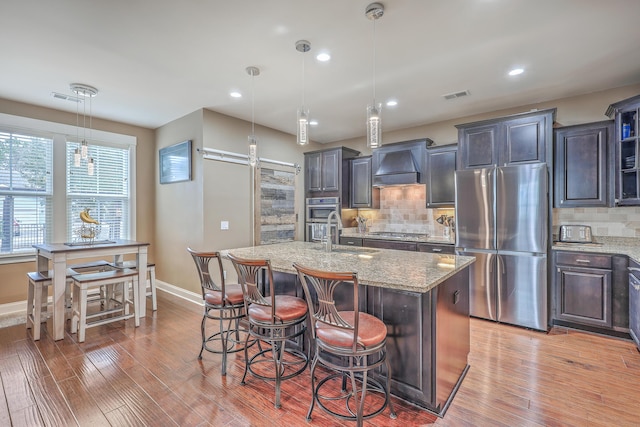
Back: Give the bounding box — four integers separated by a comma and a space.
248, 295, 307, 323
316, 311, 387, 348
204, 283, 245, 306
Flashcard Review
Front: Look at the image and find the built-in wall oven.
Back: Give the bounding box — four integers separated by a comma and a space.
305, 197, 340, 244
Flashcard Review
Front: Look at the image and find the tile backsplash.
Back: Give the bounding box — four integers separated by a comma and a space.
350, 186, 640, 239
553, 206, 640, 237
353, 184, 454, 238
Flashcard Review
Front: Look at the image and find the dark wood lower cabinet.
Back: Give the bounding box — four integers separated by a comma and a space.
273, 265, 471, 415
363, 239, 417, 251
553, 251, 630, 336
630, 258, 640, 350
417, 242, 455, 254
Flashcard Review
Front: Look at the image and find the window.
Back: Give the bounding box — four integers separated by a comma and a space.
66, 142, 130, 242
0, 130, 53, 254
0, 113, 136, 258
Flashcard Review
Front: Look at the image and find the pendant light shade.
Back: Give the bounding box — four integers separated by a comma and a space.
246, 66, 260, 167
297, 107, 309, 145
70, 83, 98, 174
365, 3, 384, 149
367, 102, 382, 149
295, 40, 311, 146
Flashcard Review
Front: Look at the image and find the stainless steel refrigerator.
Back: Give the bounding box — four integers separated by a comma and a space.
455, 163, 548, 331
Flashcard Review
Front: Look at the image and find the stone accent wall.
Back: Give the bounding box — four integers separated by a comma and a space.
553, 206, 640, 237
259, 168, 296, 244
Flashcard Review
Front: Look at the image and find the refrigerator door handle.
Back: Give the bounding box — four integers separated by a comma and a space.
496, 255, 504, 321
485, 255, 493, 317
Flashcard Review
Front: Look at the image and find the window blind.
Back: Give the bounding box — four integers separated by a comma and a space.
0, 130, 53, 254
66, 141, 130, 242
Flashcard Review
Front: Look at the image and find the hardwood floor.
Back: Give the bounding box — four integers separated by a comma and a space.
2, 291, 640, 426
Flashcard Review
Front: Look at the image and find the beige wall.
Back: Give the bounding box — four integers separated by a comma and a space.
1, 83, 640, 305
326, 83, 640, 151
155, 108, 318, 294
0, 98, 155, 305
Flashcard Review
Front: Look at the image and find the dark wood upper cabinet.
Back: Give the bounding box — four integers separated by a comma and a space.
606, 94, 640, 205
425, 144, 457, 208
349, 156, 379, 209
457, 123, 498, 169
553, 121, 614, 208
304, 147, 359, 198
456, 109, 555, 170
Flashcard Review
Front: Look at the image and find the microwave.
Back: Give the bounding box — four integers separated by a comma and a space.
306, 197, 340, 223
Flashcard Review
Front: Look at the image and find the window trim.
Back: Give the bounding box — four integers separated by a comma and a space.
0, 112, 137, 262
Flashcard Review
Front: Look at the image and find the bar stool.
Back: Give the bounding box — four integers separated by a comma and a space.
70, 268, 139, 342
187, 248, 247, 376
108, 260, 157, 311
228, 253, 308, 409
26, 269, 75, 341
294, 263, 397, 426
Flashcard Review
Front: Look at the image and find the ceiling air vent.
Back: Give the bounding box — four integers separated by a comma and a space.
51, 92, 82, 103
442, 90, 470, 100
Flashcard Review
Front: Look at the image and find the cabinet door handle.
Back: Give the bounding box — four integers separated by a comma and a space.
575, 259, 591, 264
453, 290, 460, 305
432, 248, 442, 253
346, 241, 355, 245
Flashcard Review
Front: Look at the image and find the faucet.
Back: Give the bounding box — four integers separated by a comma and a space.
325, 210, 343, 252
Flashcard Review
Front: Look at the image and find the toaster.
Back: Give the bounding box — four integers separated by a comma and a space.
559, 225, 593, 243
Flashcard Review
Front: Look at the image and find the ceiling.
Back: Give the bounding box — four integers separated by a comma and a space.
2, 0, 640, 144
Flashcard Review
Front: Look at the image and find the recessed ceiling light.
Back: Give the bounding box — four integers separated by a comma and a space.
508, 68, 524, 76
309, 120, 318, 126
386, 100, 398, 107
316, 52, 330, 62
230, 91, 242, 98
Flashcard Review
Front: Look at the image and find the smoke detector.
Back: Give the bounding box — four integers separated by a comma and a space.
365, 2, 384, 20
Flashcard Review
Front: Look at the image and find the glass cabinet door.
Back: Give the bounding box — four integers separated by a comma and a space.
609, 95, 640, 205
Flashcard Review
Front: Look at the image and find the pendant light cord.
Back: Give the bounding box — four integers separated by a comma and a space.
372, 17, 377, 103
76, 92, 80, 145
302, 51, 306, 108
251, 72, 255, 136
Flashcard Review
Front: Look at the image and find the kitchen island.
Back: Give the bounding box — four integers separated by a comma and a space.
222, 241, 475, 417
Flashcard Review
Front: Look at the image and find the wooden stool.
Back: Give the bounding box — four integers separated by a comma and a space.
109, 261, 157, 311
26, 272, 51, 341
71, 268, 140, 342
26, 270, 75, 341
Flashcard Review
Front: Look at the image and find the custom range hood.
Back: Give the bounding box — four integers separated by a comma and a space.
373, 138, 433, 186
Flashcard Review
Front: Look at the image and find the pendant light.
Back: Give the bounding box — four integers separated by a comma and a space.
246, 66, 260, 167
295, 40, 311, 146
365, 3, 384, 149
70, 83, 98, 175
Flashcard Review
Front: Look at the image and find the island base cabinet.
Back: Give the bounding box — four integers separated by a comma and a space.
367, 267, 470, 415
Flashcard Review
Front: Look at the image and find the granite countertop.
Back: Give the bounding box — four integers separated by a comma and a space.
552, 236, 640, 262
221, 241, 474, 293
340, 229, 454, 245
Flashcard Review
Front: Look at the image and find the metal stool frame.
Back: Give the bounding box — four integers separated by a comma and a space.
228, 253, 309, 409
294, 263, 397, 426
188, 248, 248, 376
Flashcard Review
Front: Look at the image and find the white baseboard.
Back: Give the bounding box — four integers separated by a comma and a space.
0, 300, 28, 316
0, 280, 202, 320
155, 280, 203, 306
